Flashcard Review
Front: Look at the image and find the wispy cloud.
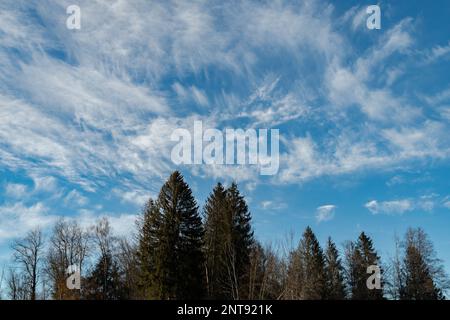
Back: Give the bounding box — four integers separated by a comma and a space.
316, 205, 336, 223
365, 194, 446, 215
1, 0, 449, 195
4, 183, 28, 198
64, 189, 89, 207
365, 199, 413, 215
425, 41, 450, 64
260, 200, 287, 211
0, 202, 56, 242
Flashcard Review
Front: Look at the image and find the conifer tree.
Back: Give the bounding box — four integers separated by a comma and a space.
84, 250, 123, 300
298, 227, 327, 299
225, 183, 254, 299
285, 249, 304, 299
399, 228, 448, 300
203, 182, 254, 299
346, 232, 384, 300
203, 183, 229, 299
401, 245, 440, 299
157, 171, 205, 299
136, 199, 162, 299
324, 237, 346, 299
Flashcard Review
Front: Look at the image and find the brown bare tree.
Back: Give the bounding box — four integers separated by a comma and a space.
46, 219, 90, 299
11, 228, 44, 300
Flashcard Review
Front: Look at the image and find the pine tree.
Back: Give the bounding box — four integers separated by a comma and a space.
157, 171, 205, 299
298, 227, 327, 299
324, 237, 346, 299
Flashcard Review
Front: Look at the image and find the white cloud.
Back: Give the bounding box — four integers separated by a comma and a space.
365, 199, 414, 215
4, 183, 28, 198
425, 41, 450, 63
444, 201, 450, 209
366, 194, 450, 215
277, 134, 391, 183
0, 200, 137, 242
0, 0, 449, 193
64, 189, 89, 207
327, 19, 416, 122
113, 188, 151, 207
0, 202, 57, 242
76, 210, 137, 238
31, 175, 58, 193
245, 182, 257, 192
260, 200, 287, 211
316, 205, 336, 223
350, 6, 367, 31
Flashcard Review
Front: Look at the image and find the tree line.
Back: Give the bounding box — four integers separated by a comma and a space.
1, 171, 448, 300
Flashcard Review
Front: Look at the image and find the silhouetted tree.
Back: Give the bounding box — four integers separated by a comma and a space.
157, 171, 205, 299
324, 237, 346, 299
84, 250, 123, 299
225, 183, 254, 299
203, 183, 229, 299
136, 199, 162, 299
46, 219, 89, 300
298, 227, 327, 299
11, 228, 44, 300
83, 218, 123, 300
399, 228, 448, 300
345, 232, 384, 300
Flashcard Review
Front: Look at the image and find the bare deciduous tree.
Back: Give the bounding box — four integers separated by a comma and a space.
11, 228, 44, 300
46, 219, 90, 299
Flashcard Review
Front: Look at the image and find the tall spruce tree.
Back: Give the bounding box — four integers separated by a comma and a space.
203, 183, 229, 299
401, 245, 440, 299
157, 171, 205, 299
324, 237, 346, 299
225, 183, 254, 299
399, 228, 448, 300
285, 249, 304, 299
136, 199, 162, 299
298, 227, 327, 299
203, 182, 254, 299
347, 232, 384, 300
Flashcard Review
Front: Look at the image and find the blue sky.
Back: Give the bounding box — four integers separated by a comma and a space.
1, 0, 450, 277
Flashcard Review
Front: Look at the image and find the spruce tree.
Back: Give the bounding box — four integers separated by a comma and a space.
324, 237, 346, 299
136, 199, 162, 299
401, 245, 440, 299
84, 250, 123, 300
285, 249, 304, 299
203, 182, 254, 299
298, 227, 327, 299
225, 182, 254, 299
347, 232, 384, 300
399, 228, 448, 300
203, 183, 229, 299
157, 171, 205, 299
